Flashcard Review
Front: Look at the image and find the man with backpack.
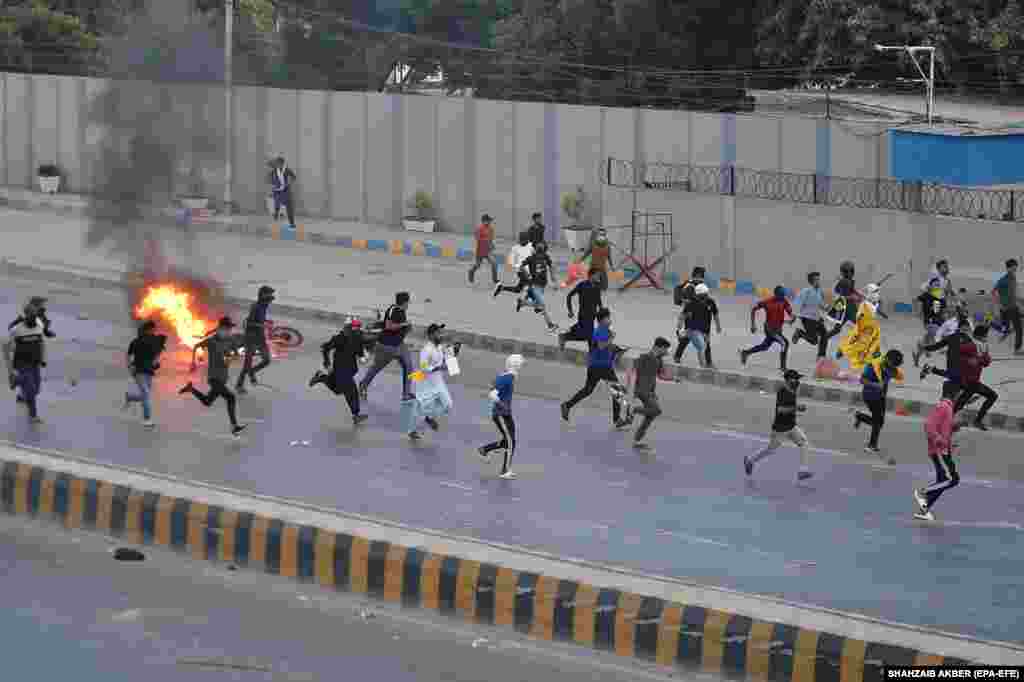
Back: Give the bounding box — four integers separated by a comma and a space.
673, 267, 712, 365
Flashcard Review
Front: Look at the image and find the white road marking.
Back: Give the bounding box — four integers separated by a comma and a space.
439, 481, 474, 492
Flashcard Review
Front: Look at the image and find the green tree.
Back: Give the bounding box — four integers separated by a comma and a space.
0, 1, 101, 73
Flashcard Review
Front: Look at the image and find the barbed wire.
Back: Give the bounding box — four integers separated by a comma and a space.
606, 158, 1023, 223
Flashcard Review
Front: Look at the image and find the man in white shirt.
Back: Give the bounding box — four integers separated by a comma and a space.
493, 232, 534, 300
408, 323, 460, 440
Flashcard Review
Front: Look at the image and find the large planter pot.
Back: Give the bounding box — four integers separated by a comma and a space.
403, 218, 436, 233
38, 176, 60, 194
181, 197, 210, 210
563, 224, 592, 251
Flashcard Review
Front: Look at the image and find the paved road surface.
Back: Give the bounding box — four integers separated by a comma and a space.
0, 513, 678, 682
1, 277, 1022, 645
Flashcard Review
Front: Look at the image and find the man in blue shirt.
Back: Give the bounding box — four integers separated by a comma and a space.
992, 258, 1022, 354
560, 308, 629, 427
853, 349, 904, 460
478, 354, 524, 480
237, 285, 275, 393
791, 272, 829, 358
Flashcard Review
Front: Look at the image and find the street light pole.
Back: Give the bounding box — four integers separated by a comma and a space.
875, 44, 936, 125
224, 0, 234, 214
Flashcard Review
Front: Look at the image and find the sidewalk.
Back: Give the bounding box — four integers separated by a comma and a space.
2, 201, 1023, 432
0, 186, 922, 307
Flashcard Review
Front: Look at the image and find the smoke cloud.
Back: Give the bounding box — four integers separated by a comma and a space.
85, 0, 226, 281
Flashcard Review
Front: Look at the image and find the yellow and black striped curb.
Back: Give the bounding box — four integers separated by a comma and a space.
3, 259, 1021, 434
0, 458, 979, 680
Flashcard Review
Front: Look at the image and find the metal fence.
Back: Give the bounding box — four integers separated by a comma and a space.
605, 157, 1023, 223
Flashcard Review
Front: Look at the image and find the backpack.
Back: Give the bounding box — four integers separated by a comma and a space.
674, 279, 699, 307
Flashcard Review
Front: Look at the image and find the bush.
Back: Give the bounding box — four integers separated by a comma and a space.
561, 190, 582, 221
411, 190, 434, 218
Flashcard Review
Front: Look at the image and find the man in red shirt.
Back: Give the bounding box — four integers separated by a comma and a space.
953, 324, 998, 430
741, 286, 796, 372
468, 214, 499, 285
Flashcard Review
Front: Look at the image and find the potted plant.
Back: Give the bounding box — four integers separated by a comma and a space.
402, 190, 436, 232
37, 164, 61, 194
179, 170, 210, 210
561, 185, 590, 253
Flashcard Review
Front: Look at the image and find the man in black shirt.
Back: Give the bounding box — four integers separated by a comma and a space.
558, 268, 604, 351
237, 285, 275, 393
516, 241, 558, 332
124, 320, 167, 426
743, 369, 813, 481
632, 337, 670, 448
8, 296, 55, 338
677, 284, 721, 368
826, 261, 863, 341
359, 292, 415, 401
311, 318, 369, 424
180, 316, 247, 437
919, 318, 971, 385
526, 212, 546, 247
4, 301, 48, 423
672, 267, 711, 364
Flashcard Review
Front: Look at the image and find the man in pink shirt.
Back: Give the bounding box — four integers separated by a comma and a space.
914, 382, 962, 521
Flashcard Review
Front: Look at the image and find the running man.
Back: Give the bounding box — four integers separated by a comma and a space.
740, 286, 795, 372
493, 232, 534, 299
791, 272, 830, 359
237, 285, 275, 394
952, 324, 997, 430
672, 267, 709, 364
124, 320, 167, 427
678, 284, 721, 368
914, 382, 963, 521
919, 317, 972, 386
853, 349, 904, 459
478, 354, 524, 480
744, 369, 813, 481
359, 292, 415, 402
993, 258, 1022, 355
560, 308, 630, 428
4, 301, 48, 423
310, 317, 369, 425
180, 316, 247, 437
826, 261, 863, 342
9, 296, 55, 338
468, 214, 499, 285
913, 275, 949, 368
632, 337, 670, 448
559, 268, 604, 351
407, 323, 460, 440
516, 241, 559, 332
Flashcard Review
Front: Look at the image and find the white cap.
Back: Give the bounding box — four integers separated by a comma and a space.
694, 283, 710, 296
506, 354, 524, 373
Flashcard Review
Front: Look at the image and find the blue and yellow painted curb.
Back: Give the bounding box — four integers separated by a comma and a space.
0, 459, 975, 679
264, 222, 918, 312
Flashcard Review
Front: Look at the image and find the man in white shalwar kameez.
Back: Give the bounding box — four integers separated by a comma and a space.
407, 323, 460, 440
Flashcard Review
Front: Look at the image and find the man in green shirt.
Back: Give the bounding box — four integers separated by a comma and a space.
992, 258, 1022, 354
631, 337, 670, 448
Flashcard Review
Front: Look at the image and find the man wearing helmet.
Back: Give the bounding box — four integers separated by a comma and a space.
678, 283, 721, 368
4, 300, 48, 423
740, 285, 795, 372
478, 354, 524, 479
744, 369, 813, 482
236, 285, 276, 394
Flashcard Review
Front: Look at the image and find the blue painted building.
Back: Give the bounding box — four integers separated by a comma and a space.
890, 127, 1024, 186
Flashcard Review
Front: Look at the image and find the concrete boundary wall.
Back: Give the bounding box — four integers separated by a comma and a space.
3, 442, 1021, 678
3, 72, 891, 236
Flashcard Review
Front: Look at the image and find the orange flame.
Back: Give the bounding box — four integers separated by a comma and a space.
134, 284, 216, 348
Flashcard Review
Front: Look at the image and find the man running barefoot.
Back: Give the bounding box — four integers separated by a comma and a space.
180, 316, 247, 437
744, 370, 814, 481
